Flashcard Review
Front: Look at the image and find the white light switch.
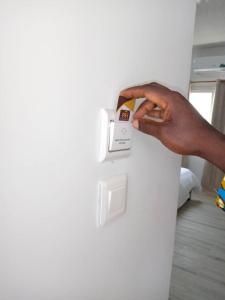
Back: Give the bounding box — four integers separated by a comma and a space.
98, 174, 127, 226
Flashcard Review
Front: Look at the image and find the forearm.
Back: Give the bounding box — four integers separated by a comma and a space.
199, 127, 225, 173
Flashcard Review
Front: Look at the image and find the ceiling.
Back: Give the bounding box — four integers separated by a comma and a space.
194, 0, 225, 45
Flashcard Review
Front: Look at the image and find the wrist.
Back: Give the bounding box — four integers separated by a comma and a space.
199, 127, 225, 173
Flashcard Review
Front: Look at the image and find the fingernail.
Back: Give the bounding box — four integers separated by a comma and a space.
132, 119, 139, 129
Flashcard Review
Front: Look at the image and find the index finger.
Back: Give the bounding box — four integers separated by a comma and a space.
120, 83, 171, 110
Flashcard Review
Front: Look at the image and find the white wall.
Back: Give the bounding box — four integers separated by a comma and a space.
192, 43, 225, 58
191, 44, 225, 81
194, 0, 225, 45
0, 1, 196, 299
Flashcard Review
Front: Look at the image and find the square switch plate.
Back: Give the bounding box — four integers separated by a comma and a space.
97, 174, 127, 226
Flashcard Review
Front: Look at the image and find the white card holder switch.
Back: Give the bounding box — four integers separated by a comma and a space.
98, 109, 132, 162
98, 174, 127, 226
109, 120, 132, 152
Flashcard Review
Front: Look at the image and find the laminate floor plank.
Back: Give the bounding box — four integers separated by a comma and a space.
169, 192, 225, 300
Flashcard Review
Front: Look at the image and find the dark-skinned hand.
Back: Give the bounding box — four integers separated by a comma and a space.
120, 82, 225, 172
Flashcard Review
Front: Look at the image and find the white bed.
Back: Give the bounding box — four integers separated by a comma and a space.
178, 168, 201, 209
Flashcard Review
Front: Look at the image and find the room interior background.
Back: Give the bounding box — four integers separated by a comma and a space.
0, 1, 196, 300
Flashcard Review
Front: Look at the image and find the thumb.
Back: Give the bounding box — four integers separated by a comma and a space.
133, 118, 161, 139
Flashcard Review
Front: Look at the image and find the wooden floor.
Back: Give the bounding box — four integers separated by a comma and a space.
169, 191, 225, 300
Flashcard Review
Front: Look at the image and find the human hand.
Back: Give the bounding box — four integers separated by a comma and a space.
120, 82, 215, 156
